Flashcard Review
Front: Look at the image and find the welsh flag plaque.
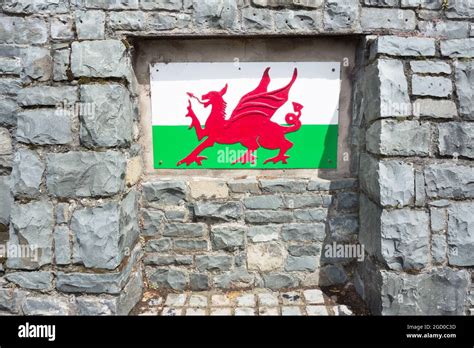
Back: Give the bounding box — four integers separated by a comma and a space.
150, 62, 341, 169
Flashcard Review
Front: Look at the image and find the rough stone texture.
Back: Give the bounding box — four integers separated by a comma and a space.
0, 16, 48, 44
274, 10, 322, 32
11, 149, 45, 198
0, 176, 12, 228
46, 151, 125, 198
413, 99, 457, 119
75, 10, 105, 39
281, 223, 325, 241
248, 225, 280, 242
412, 75, 452, 97
54, 225, 71, 265
6, 272, 53, 290
410, 60, 451, 74
189, 180, 228, 199
17, 109, 72, 145
194, 0, 239, 31
438, 122, 474, 159
142, 181, 186, 205
366, 120, 430, 156
53, 48, 70, 81
323, 0, 360, 31
194, 202, 243, 221
2, 0, 69, 14
447, 202, 474, 266
361, 8, 416, 30
17, 86, 77, 106
424, 164, 474, 199
260, 179, 307, 193
263, 273, 298, 290
372, 36, 435, 57
51, 15, 74, 40
0, 128, 13, 156
440, 39, 474, 58
196, 255, 233, 272
211, 224, 246, 250
431, 234, 446, 264
163, 223, 206, 238
109, 11, 145, 30
22, 296, 74, 315
247, 242, 286, 271
455, 61, 473, 119
419, 20, 469, 39
7, 201, 53, 269
400, 0, 442, 9
20, 47, 52, 81
71, 40, 129, 78
80, 84, 133, 148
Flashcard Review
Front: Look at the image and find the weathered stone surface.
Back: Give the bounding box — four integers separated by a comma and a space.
194, 202, 243, 221
359, 154, 415, 207
260, 179, 307, 193
364, 0, 397, 6
438, 122, 473, 159
424, 164, 474, 199
53, 48, 70, 81
275, 10, 322, 32
144, 254, 192, 266
71, 199, 137, 270
447, 202, 474, 266
323, 0, 359, 31
366, 120, 430, 156
6, 271, 53, 290
283, 194, 331, 208
248, 225, 280, 242
196, 255, 233, 272
80, 84, 133, 148
51, 15, 74, 40
0, 57, 21, 75
319, 264, 348, 286
0, 128, 11, 157
328, 215, 358, 242
288, 244, 322, 257
281, 223, 325, 241
54, 226, 71, 265
46, 151, 125, 198
17, 86, 77, 106
364, 59, 411, 120
7, 201, 53, 269
227, 179, 260, 193
2, 0, 69, 13
263, 273, 297, 290
455, 61, 473, 119
0, 287, 25, 313
189, 273, 209, 291
11, 149, 44, 198
245, 210, 293, 224
125, 156, 142, 187
145, 238, 171, 252
0, 16, 48, 44
413, 99, 457, 119
109, 11, 145, 30
400, 0, 442, 9
410, 60, 451, 74
247, 242, 286, 271
242, 7, 273, 31
189, 180, 228, 199
361, 8, 416, 30
294, 208, 327, 222
85, 0, 138, 9
0, 97, 18, 127
372, 36, 435, 57
21, 47, 52, 81
0, 176, 11, 227
431, 234, 446, 264
253, 0, 323, 7
194, 0, 238, 30
211, 224, 246, 250
440, 38, 474, 58
308, 178, 357, 191
174, 239, 208, 251
22, 296, 73, 315
71, 40, 129, 78
163, 223, 206, 238
336, 192, 358, 211
17, 109, 72, 145
446, 0, 474, 19
243, 195, 283, 210
144, 12, 191, 31
75, 10, 105, 39
76, 296, 116, 315
142, 209, 165, 236
381, 209, 430, 270
142, 181, 186, 205
141, 0, 183, 10
285, 255, 317, 271
419, 20, 469, 39
412, 75, 452, 97
213, 269, 255, 289
380, 268, 470, 315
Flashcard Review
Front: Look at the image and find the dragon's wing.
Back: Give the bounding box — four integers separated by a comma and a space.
228, 67, 297, 122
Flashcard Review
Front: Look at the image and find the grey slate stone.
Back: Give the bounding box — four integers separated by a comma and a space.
336, 192, 358, 210
285, 255, 317, 271
424, 163, 474, 199
71, 40, 129, 78
17, 109, 72, 145
0, 128, 12, 156
174, 239, 208, 251
242, 7, 273, 31
142, 209, 165, 236
0, 78, 21, 96
7, 201, 53, 269
287, 244, 322, 257
243, 195, 283, 210
446, 0, 474, 19
143, 254, 192, 266
213, 269, 255, 289
307, 178, 357, 191
144, 12, 191, 31
76, 296, 116, 315
245, 210, 293, 224
400, 0, 442, 9
0, 57, 21, 75
361, 8, 416, 30
413, 99, 457, 119
366, 120, 430, 156
263, 273, 297, 290
145, 267, 186, 290
75, 10, 105, 39
196, 255, 233, 272
247, 225, 280, 242
0, 97, 18, 127
410, 60, 451, 74
418, 20, 469, 39
6, 271, 53, 290
194, 201, 243, 221
163, 223, 206, 238
17, 86, 77, 106
364, 0, 397, 5
144, 238, 171, 252
189, 273, 209, 291
2, 0, 69, 13
109, 11, 145, 30
252, 0, 323, 7
281, 223, 325, 241
54, 226, 71, 265
11, 149, 44, 198
141, 0, 183, 10
438, 122, 474, 159
46, 151, 125, 198
283, 194, 331, 208
211, 224, 246, 250
447, 201, 474, 266
440, 38, 474, 58
260, 179, 307, 193
323, 0, 360, 31
194, 0, 239, 30
0, 16, 48, 44
53, 48, 70, 81
294, 208, 327, 222
328, 215, 358, 242
455, 61, 473, 119
84, 0, 139, 9
51, 15, 74, 40
142, 180, 186, 205
412, 75, 452, 97
319, 264, 348, 286
20, 47, 52, 81
0, 176, 11, 227
227, 179, 260, 193
275, 10, 322, 32
79, 84, 133, 148
431, 234, 446, 264
22, 296, 73, 315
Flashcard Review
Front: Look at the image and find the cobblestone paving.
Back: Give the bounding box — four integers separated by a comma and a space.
134, 288, 353, 316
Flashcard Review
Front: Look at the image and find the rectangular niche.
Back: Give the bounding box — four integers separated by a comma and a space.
133, 37, 358, 177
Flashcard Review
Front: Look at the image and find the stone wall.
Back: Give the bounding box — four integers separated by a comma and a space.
0, 0, 472, 315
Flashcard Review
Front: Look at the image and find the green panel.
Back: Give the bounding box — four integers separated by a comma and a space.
152, 124, 338, 169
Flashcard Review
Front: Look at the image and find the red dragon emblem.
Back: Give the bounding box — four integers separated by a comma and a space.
177, 67, 303, 166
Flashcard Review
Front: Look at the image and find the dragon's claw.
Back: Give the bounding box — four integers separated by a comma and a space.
264, 155, 289, 165
177, 155, 207, 167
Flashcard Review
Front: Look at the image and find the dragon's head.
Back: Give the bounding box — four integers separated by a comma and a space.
200, 84, 228, 108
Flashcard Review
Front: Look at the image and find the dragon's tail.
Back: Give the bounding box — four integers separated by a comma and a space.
283, 102, 303, 134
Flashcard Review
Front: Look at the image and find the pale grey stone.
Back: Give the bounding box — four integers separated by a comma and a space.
0, 176, 12, 227
447, 201, 474, 266
245, 210, 293, 224
144, 238, 171, 252
17, 86, 77, 106
364, 0, 397, 6
400, 0, 442, 9
141, 0, 183, 10
431, 234, 446, 264
0, 97, 19, 126
413, 99, 457, 119
163, 223, 206, 238
6, 271, 53, 290
143, 254, 192, 266
84, 0, 139, 9
142, 181, 186, 205
2, 0, 69, 13
211, 224, 246, 250
323, 0, 360, 31
242, 7, 273, 31
196, 255, 233, 272
275, 10, 322, 32
283, 194, 331, 208
53, 48, 70, 81
17, 109, 72, 145
75, 10, 105, 39
0, 57, 21, 75
418, 20, 469, 39
361, 8, 416, 30
253, 0, 323, 7
371, 36, 435, 57
412, 75, 452, 97
0, 78, 21, 96
194, 201, 243, 221
424, 163, 474, 199
0, 16, 48, 44
20, 47, 52, 81
22, 296, 73, 315
144, 12, 191, 31
446, 0, 474, 19
440, 38, 474, 58
46, 151, 125, 198
281, 223, 325, 241
51, 15, 74, 40
109, 11, 145, 30
438, 122, 474, 159
455, 61, 473, 119
243, 195, 283, 210
142, 209, 165, 236
11, 149, 44, 197
54, 225, 71, 265
193, 0, 238, 30
174, 239, 208, 251
410, 60, 451, 74
146, 267, 186, 290
248, 225, 280, 242
294, 208, 327, 222
227, 179, 260, 193
0, 128, 11, 156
